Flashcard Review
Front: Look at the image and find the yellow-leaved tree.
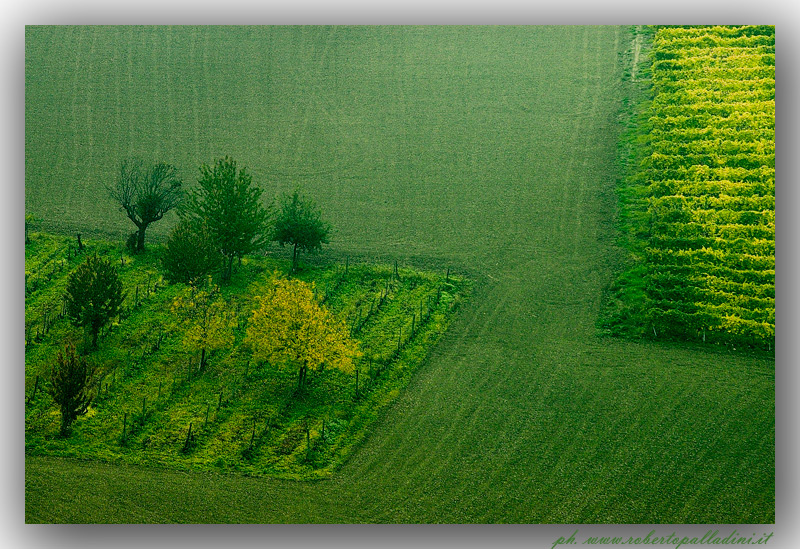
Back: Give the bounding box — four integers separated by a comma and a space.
171, 279, 235, 371
245, 276, 360, 391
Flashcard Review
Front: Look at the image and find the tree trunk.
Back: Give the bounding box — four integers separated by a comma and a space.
59, 414, 71, 438
292, 243, 298, 273
224, 254, 234, 281
136, 223, 148, 252
91, 325, 100, 350
297, 364, 307, 390
200, 348, 206, 371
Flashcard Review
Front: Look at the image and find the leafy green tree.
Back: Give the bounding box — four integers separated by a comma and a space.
48, 343, 95, 436
65, 254, 125, 350
272, 190, 330, 273
184, 157, 271, 281
171, 280, 234, 371
245, 276, 360, 391
107, 158, 183, 252
162, 218, 223, 284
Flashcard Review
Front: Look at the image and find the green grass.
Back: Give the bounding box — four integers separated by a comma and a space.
25, 26, 774, 524
25, 232, 467, 479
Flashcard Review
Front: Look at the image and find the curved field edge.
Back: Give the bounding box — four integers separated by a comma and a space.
601, 25, 775, 354
25, 232, 471, 480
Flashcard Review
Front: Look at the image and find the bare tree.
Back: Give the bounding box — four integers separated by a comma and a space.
107, 158, 183, 252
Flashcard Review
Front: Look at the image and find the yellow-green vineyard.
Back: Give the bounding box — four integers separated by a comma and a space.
608, 25, 775, 349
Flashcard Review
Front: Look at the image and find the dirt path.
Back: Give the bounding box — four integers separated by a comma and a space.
631, 25, 643, 82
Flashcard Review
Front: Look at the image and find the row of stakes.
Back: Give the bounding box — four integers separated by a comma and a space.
34, 259, 454, 455
25, 270, 162, 348
117, 289, 446, 455
121, 264, 455, 450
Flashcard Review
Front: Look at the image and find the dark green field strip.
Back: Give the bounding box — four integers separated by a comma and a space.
653, 78, 775, 96
648, 272, 775, 300
653, 88, 775, 106
653, 33, 774, 49
654, 263, 774, 287
654, 66, 775, 82
653, 51, 775, 69
648, 153, 774, 171
648, 235, 774, 256
25, 26, 774, 523
653, 100, 774, 119
649, 112, 774, 132
650, 194, 775, 212
645, 247, 774, 272
655, 44, 776, 57
650, 165, 774, 184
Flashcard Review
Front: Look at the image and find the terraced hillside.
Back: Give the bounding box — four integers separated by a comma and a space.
25, 26, 774, 523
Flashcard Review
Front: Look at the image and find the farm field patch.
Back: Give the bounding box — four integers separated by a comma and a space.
25, 232, 466, 479
25, 26, 774, 524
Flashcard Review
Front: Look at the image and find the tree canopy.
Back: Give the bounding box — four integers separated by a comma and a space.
272, 190, 330, 273
162, 218, 223, 284
245, 276, 360, 391
184, 157, 271, 281
64, 254, 125, 350
171, 280, 234, 370
48, 343, 95, 437
107, 158, 183, 252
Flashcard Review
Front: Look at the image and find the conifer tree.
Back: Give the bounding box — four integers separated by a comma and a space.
65, 254, 124, 350
48, 343, 95, 436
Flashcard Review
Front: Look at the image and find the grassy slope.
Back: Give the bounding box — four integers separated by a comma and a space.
25, 26, 774, 523
25, 233, 466, 480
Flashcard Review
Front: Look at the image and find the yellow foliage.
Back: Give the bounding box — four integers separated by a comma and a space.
245, 275, 360, 374
171, 280, 234, 355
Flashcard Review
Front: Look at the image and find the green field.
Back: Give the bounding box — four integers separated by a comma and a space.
25, 26, 774, 523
